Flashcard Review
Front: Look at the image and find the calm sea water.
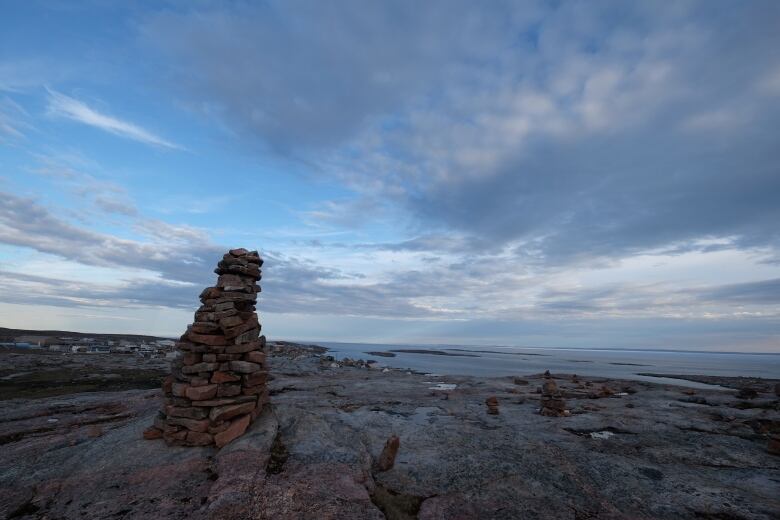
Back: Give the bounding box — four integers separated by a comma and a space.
315, 342, 780, 389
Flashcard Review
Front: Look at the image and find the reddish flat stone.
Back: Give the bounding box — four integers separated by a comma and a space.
168, 396, 192, 407
195, 311, 216, 322
214, 308, 238, 320
171, 382, 189, 397
208, 421, 231, 434
244, 351, 266, 364
243, 370, 268, 387
143, 427, 163, 440
186, 330, 228, 346
210, 401, 256, 422
217, 384, 242, 397
181, 362, 219, 374
176, 341, 211, 353
216, 292, 256, 304
216, 353, 243, 361
242, 384, 268, 396
214, 301, 235, 312
166, 416, 210, 433
185, 431, 214, 446
230, 360, 261, 374
163, 429, 187, 444
217, 273, 245, 287
223, 284, 254, 293
214, 414, 251, 448
233, 328, 260, 345
182, 352, 202, 366
216, 264, 261, 279
165, 406, 209, 420
190, 395, 257, 407
223, 316, 259, 339
191, 321, 220, 334
185, 384, 218, 401
225, 340, 262, 354
189, 377, 210, 387
211, 371, 241, 384
219, 315, 244, 329
199, 287, 222, 300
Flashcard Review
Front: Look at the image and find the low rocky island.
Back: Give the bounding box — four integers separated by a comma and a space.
1, 341, 778, 519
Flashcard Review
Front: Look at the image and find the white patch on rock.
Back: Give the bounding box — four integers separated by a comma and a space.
590, 431, 615, 440
429, 383, 457, 391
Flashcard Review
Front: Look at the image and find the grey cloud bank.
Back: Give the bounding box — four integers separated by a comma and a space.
141, 0, 780, 264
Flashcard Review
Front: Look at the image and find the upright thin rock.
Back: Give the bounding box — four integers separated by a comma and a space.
144, 248, 268, 447
377, 435, 400, 471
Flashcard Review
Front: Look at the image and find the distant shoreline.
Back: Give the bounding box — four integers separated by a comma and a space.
306, 339, 780, 356
319, 341, 780, 386
2, 327, 777, 355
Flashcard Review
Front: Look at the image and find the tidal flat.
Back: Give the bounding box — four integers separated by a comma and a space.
0, 344, 778, 519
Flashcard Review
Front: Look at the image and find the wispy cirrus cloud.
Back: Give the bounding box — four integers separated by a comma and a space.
0, 96, 32, 141
46, 89, 182, 150
29, 153, 139, 217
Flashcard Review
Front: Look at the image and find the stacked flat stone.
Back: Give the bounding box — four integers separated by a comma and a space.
144, 248, 268, 447
539, 375, 567, 417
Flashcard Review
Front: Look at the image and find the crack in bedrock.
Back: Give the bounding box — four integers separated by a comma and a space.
368, 482, 426, 520
265, 430, 289, 475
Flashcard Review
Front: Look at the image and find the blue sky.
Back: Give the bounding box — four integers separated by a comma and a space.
1, 0, 779, 351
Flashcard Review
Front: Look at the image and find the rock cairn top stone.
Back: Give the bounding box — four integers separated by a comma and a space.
144, 248, 268, 447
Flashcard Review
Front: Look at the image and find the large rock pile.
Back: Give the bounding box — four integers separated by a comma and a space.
144, 248, 268, 447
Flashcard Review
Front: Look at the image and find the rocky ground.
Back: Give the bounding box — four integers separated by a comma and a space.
0, 348, 168, 399
0, 345, 778, 519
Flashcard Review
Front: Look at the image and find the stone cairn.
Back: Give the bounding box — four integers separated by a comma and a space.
539, 372, 567, 417
485, 396, 500, 415
144, 248, 268, 447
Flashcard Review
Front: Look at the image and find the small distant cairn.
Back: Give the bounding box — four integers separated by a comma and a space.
485, 396, 500, 415
144, 248, 268, 447
539, 371, 568, 417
